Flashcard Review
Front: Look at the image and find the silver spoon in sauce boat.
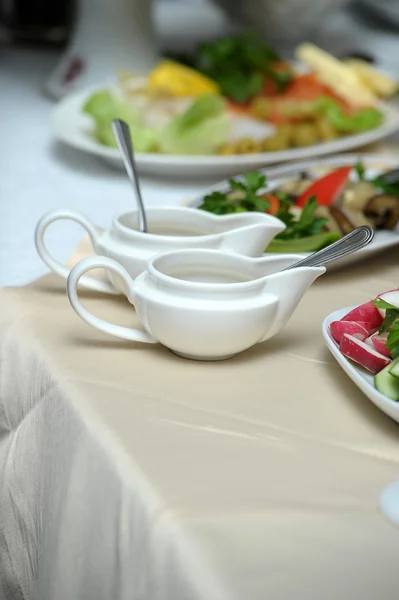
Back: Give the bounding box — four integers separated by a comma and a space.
282, 225, 374, 270
111, 118, 148, 233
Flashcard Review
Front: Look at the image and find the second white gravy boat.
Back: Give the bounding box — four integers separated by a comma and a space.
35, 207, 285, 294
67, 249, 325, 361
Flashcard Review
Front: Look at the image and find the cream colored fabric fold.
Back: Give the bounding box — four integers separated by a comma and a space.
1, 242, 399, 599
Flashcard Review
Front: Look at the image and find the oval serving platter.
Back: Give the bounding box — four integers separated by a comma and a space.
185, 153, 399, 268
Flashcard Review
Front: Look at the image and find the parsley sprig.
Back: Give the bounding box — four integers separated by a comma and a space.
355, 160, 399, 197
199, 172, 270, 215
373, 299, 399, 359
198, 170, 328, 241
191, 32, 293, 104
274, 196, 327, 240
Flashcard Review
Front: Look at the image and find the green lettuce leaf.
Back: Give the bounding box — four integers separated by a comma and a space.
83, 89, 159, 152
316, 97, 384, 133
265, 231, 341, 253
158, 94, 228, 155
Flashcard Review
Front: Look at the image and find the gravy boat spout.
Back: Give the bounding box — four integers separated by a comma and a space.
257, 261, 326, 341
218, 221, 284, 257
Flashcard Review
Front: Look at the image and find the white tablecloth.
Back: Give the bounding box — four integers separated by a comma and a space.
2, 8, 399, 600
1, 249, 399, 600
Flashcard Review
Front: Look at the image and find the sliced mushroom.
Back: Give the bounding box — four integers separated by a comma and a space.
275, 178, 313, 198
364, 194, 399, 229
329, 205, 375, 235
340, 181, 378, 211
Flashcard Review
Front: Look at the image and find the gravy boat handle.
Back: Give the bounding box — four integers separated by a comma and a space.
67, 256, 157, 344
35, 209, 116, 294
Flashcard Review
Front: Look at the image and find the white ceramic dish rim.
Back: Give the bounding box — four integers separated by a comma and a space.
147, 248, 321, 291
113, 206, 283, 240
51, 85, 399, 167
322, 305, 399, 423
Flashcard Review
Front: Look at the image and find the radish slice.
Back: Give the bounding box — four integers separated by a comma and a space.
340, 334, 391, 373
330, 321, 369, 343
365, 332, 391, 358
341, 301, 383, 331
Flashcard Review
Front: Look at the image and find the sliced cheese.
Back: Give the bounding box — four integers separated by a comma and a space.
295, 43, 377, 107
345, 59, 398, 98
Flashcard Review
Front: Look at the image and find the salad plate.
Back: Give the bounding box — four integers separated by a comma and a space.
51, 88, 399, 179
186, 153, 399, 267
324, 298, 399, 525
50, 37, 399, 179
322, 306, 399, 425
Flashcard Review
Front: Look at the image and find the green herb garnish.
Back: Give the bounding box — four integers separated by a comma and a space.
354, 161, 366, 180
388, 320, 399, 359
380, 310, 398, 334
315, 98, 383, 132
274, 196, 327, 240
199, 171, 269, 215
266, 231, 341, 253
373, 299, 399, 310
198, 171, 328, 242
191, 32, 292, 104
352, 162, 399, 197
369, 177, 399, 197
373, 299, 399, 358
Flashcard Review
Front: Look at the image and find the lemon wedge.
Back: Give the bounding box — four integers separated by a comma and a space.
147, 61, 220, 97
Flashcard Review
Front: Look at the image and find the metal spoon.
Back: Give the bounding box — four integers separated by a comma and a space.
282, 225, 374, 270
111, 119, 148, 233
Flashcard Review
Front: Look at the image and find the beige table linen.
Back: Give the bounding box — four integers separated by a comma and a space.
1, 236, 399, 600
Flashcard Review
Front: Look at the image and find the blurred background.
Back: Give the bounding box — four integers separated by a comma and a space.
1, 0, 399, 89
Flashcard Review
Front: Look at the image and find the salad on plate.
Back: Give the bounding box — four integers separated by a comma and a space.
328, 290, 399, 401
194, 161, 399, 253
82, 34, 398, 157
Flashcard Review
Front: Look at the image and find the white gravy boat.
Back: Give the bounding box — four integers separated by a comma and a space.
67, 249, 325, 361
35, 207, 285, 294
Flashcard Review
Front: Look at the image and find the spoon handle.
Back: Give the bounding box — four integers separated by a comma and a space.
111, 119, 148, 233
282, 225, 375, 270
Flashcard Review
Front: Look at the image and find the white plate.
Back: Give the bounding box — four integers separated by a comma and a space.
51, 86, 399, 179
322, 305, 399, 424
323, 306, 399, 527
185, 153, 399, 268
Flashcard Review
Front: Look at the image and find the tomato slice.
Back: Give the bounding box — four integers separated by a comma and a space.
261, 194, 280, 215
229, 72, 354, 122
279, 74, 348, 106
253, 73, 354, 124
295, 166, 353, 208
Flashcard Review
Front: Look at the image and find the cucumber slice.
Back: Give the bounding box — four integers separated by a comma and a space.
265, 232, 341, 254
375, 359, 399, 401
389, 357, 399, 379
